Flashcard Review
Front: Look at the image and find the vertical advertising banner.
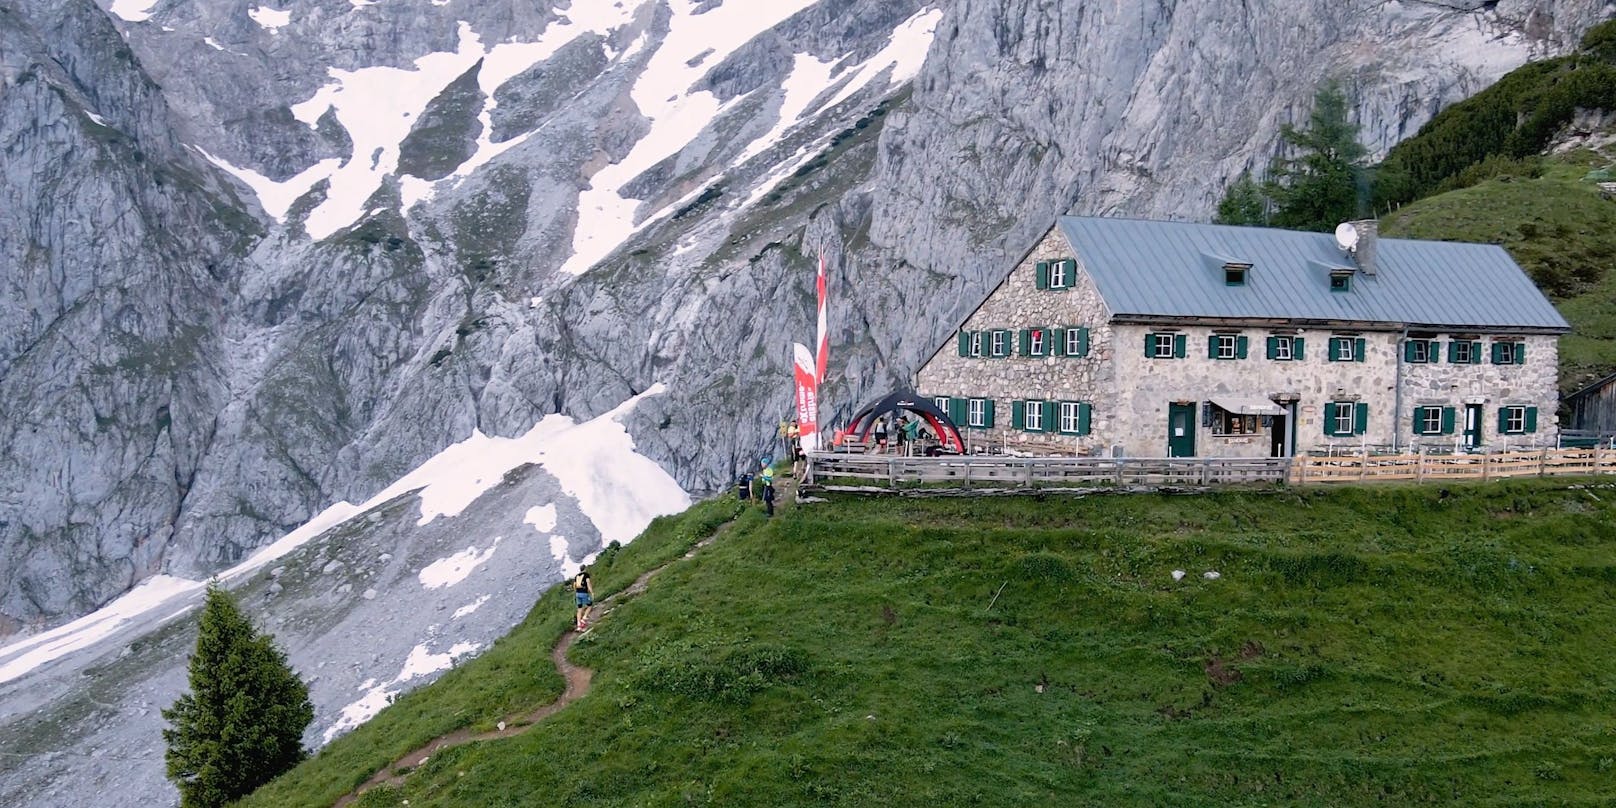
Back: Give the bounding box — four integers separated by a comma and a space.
792, 342, 819, 453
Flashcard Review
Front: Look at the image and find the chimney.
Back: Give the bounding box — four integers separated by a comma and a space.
1350, 219, 1378, 276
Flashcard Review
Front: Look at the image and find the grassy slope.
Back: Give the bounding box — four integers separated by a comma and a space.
258, 482, 1616, 807
1380, 147, 1616, 394
238, 498, 749, 808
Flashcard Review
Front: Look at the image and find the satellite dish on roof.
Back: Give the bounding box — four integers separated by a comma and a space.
1334, 222, 1359, 253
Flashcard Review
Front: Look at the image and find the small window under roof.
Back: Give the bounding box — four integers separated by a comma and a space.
1329, 269, 1353, 293
1224, 264, 1249, 286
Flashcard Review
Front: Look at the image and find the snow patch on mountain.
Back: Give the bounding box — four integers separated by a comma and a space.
418, 539, 500, 589
524, 504, 558, 532
452, 595, 490, 619
0, 576, 199, 684
248, 6, 292, 31
0, 388, 683, 685
108, 0, 158, 23
323, 639, 480, 743
559, 0, 822, 275
198, 147, 342, 221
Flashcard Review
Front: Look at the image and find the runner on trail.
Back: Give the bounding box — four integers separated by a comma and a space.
572, 568, 593, 630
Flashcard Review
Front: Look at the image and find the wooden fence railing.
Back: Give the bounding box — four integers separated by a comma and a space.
805, 448, 1616, 490
1290, 448, 1616, 484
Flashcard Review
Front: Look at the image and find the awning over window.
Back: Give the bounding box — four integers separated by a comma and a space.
1211, 396, 1286, 416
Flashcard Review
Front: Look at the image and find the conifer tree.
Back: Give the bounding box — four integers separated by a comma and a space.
1262, 80, 1370, 232
163, 582, 313, 808
1214, 170, 1267, 226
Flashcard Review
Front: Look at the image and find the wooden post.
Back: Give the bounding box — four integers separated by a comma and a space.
1359, 451, 1368, 482
887, 458, 896, 489
1200, 457, 1210, 485
1481, 452, 1490, 481
1025, 459, 1035, 488
1597, 447, 1606, 476
1539, 448, 1548, 478
1417, 448, 1426, 483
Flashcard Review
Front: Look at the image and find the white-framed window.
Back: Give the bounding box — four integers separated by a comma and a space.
1409, 340, 1430, 363
1153, 333, 1176, 358
1501, 405, 1526, 434
969, 332, 983, 357
1332, 337, 1356, 362
1492, 341, 1525, 365
1059, 402, 1082, 434
1029, 329, 1046, 356
1065, 328, 1084, 356
1417, 406, 1443, 435
1452, 340, 1473, 364
991, 330, 1008, 357
1332, 402, 1355, 436
933, 396, 949, 413
1274, 336, 1293, 361
1049, 260, 1069, 289
1216, 334, 1238, 360
967, 398, 987, 428
1023, 400, 1044, 432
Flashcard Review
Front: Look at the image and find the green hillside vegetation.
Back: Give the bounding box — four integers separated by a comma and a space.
247, 482, 1616, 807
1374, 19, 1616, 209
1381, 147, 1616, 393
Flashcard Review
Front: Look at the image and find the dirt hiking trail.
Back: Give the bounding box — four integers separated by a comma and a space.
330, 494, 779, 806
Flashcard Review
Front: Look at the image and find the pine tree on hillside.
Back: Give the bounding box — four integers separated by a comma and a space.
1214, 170, 1268, 226
162, 582, 312, 808
1262, 81, 1370, 231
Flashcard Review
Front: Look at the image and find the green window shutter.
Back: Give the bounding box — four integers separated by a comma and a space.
1323, 402, 1338, 437
1446, 340, 1458, 363
1470, 341, 1483, 364
1354, 338, 1367, 362
1035, 261, 1049, 290
1042, 401, 1056, 433
1051, 327, 1065, 357
1327, 338, 1341, 362
1525, 406, 1538, 433
1207, 335, 1219, 359
1144, 333, 1156, 357
1018, 329, 1030, 356
1011, 400, 1024, 431
1514, 342, 1526, 364
1403, 341, 1417, 363
1078, 327, 1090, 357
983, 399, 996, 429
1293, 337, 1305, 360
1266, 336, 1278, 360
1236, 335, 1249, 360
1354, 402, 1369, 436
948, 397, 965, 426
1174, 334, 1186, 358
1498, 408, 1511, 433
1078, 402, 1092, 435
956, 331, 969, 357
1441, 407, 1456, 435
1412, 407, 1426, 436
1491, 343, 1505, 364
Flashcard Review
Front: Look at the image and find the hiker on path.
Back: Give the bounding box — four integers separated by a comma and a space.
762, 479, 776, 517
736, 472, 753, 501
572, 568, 593, 630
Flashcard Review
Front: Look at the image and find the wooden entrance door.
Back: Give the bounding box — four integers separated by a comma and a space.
1168, 403, 1197, 457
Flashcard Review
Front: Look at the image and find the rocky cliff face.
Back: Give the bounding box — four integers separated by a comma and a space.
2, 0, 1611, 637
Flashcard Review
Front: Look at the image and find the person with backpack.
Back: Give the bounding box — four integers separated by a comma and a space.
572, 567, 593, 630
762, 479, 776, 517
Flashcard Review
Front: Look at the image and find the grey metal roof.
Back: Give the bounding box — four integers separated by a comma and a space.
1056, 216, 1570, 331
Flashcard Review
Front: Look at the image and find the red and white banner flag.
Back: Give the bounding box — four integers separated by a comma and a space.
792, 342, 819, 453
815, 253, 829, 384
